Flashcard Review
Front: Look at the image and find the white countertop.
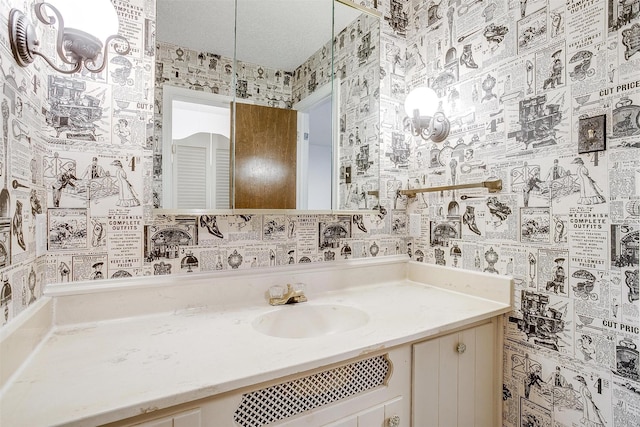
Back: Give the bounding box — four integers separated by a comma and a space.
0, 259, 513, 426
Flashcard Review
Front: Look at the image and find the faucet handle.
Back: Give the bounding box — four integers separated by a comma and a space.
291, 283, 307, 303
292, 283, 306, 293
268, 285, 286, 299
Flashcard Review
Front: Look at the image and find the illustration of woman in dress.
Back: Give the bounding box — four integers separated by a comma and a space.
574, 375, 606, 426
110, 160, 140, 207
571, 157, 605, 205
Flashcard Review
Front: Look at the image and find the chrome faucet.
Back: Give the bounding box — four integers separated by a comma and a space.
268, 283, 307, 305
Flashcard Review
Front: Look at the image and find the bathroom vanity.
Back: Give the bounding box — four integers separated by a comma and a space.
0, 257, 512, 426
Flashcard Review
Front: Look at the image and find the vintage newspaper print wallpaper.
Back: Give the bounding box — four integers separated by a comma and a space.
400, 0, 640, 426
0, 0, 156, 323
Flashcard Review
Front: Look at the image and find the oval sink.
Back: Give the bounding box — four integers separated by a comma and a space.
252, 304, 369, 339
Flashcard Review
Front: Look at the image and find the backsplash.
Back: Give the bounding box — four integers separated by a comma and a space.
399, 0, 640, 426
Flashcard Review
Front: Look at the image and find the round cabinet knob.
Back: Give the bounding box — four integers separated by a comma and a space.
387, 415, 400, 427
457, 343, 467, 354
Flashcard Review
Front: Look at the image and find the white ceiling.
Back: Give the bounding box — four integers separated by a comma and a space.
156, 0, 362, 71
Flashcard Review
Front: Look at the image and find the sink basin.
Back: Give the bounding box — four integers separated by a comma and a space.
252, 304, 369, 339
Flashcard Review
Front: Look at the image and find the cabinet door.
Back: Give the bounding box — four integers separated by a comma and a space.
357, 405, 385, 426
413, 322, 496, 427
384, 398, 404, 427
173, 409, 201, 427
321, 397, 405, 427
134, 419, 172, 427
132, 408, 201, 427
324, 418, 358, 427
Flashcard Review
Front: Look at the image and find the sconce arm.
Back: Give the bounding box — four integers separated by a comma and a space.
34, 2, 78, 68
84, 34, 131, 73
30, 49, 82, 74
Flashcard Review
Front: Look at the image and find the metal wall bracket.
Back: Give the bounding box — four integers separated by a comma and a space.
398, 179, 502, 198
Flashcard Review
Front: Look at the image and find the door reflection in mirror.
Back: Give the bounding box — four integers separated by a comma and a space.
234, 103, 297, 209
295, 83, 334, 210
162, 87, 231, 209
306, 97, 332, 210
164, 86, 335, 211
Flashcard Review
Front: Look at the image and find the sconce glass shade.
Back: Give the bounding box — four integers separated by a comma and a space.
46, 0, 120, 43
404, 87, 439, 118
8, 0, 130, 74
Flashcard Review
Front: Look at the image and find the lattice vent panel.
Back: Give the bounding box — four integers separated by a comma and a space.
233, 354, 390, 427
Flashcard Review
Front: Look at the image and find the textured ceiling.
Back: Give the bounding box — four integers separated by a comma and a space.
156, 0, 362, 71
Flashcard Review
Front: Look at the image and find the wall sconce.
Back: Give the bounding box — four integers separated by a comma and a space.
404, 87, 450, 143
8, 0, 130, 74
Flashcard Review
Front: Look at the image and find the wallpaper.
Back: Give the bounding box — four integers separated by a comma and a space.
399, 0, 640, 425
0, 0, 157, 324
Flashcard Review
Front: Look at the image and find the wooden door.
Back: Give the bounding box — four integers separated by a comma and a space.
233, 103, 297, 209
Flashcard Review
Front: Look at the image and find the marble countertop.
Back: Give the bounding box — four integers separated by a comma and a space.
0, 260, 513, 426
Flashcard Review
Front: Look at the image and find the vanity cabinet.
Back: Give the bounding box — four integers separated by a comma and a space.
1, 259, 513, 427
117, 347, 411, 427
412, 319, 501, 427
111, 320, 503, 427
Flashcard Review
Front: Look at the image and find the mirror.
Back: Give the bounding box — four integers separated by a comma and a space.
154, 0, 380, 210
